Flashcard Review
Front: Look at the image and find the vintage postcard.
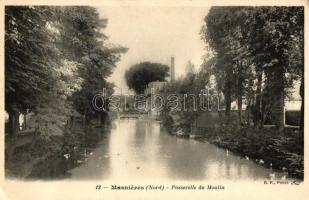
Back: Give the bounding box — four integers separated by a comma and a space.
0, 0, 308, 199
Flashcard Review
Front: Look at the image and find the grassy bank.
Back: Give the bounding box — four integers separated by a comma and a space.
197, 124, 304, 180
161, 112, 304, 180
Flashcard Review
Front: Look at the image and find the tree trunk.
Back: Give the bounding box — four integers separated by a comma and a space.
223, 64, 233, 124
247, 99, 251, 126
237, 67, 243, 126
6, 107, 19, 158
254, 69, 262, 128
299, 74, 304, 131
8, 111, 13, 137
224, 87, 231, 123
7, 108, 19, 138
237, 93, 242, 126
273, 92, 285, 133
272, 67, 285, 134
23, 113, 27, 130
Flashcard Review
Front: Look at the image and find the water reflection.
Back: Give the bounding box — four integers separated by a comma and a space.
69, 116, 288, 180
68, 130, 112, 179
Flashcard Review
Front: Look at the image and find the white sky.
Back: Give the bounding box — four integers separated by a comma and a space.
97, 6, 210, 94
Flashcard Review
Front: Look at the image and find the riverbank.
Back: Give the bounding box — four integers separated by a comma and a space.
161, 112, 303, 180
5, 118, 112, 179
180, 124, 303, 180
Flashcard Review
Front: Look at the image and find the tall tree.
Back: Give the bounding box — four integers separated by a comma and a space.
5, 6, 128, 137
5, 6, 58, 137
56, 6, 127, 123
202, 7, 242, 121
202, 7, 304, 132
245, 7, 304, 132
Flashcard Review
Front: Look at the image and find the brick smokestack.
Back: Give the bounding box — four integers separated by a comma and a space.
170, 56, 175, 82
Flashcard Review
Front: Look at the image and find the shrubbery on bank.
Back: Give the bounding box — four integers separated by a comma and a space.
200, 124, 304, 179
162, 114, 304, 180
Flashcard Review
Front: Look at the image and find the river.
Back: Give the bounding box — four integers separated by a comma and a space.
67, 116, 289, 181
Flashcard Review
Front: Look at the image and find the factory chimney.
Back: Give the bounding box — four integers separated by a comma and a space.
170, 57, 175, 82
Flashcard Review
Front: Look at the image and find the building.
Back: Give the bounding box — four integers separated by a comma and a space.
144, 81, 167, 96
144, 56, 175, 96
144, 57, 175, 114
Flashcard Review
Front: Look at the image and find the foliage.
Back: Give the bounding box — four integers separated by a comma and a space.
5, 6, 59, 113
5, 6, 127, 138
56, 6, 127, 118
5, 6, 127, 178
200, 7, 304, 131
125, 62, 169, 94
160, 68, 208, 133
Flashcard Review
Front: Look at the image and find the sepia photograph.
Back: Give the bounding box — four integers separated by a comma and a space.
1, 0, 308, 199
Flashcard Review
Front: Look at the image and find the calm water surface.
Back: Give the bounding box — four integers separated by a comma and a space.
69, 117, 288, 180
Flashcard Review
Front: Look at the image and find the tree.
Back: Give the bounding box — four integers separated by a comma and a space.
244, 7, 304, 132
160, 70, 208, 134
125, 62, 169, 94
201, 7, 242, 121
5, 6, 59, 138
5, 6, 128, 177
5, 6, 127, 138
56, 6, 127, 124
201, 7, 304, 132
